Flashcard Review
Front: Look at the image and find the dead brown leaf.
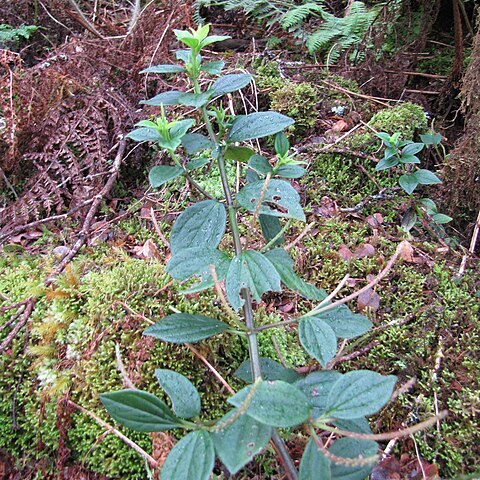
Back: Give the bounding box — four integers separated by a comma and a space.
132, 239, 162, 260
338, 244, 354, 261
353, 243, 376, 259
357, 288, 380, 311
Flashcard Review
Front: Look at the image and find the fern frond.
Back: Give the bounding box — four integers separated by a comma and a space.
280, 2, 325, 30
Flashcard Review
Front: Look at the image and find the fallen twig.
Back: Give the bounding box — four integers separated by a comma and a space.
457, 207, 480, 278
68, 400, 158, 467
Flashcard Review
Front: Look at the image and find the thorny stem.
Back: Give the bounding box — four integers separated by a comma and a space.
199, 98, 298, 479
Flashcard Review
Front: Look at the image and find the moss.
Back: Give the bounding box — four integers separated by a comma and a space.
269, 81, 318, 136
368, 102, 428, 139
253, 60, 283, 91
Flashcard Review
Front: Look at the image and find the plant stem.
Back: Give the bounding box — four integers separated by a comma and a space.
199, 91, 298, 480
260, 219, 291, 253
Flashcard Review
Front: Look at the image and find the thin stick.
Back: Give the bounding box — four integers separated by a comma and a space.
115, 343, 136, 390
68, 400, 157, 467
128, 0, 142, 33
0, 166, 18, 199
284, 222, 316, 251
305, 241, 407, 317
317, 411, 448, 442
0, 199, 95, 244
318, 79, 392, 108
65, 0, 105, 39
252, 172, 271, 221
317, 274, 350, 307
209, 265, 241, 328
310, 426, 378, 467
257, 241, 406, 332
457, 208, 480, 278
149, 208, 170, 248
185, 343, 235, 395
0, 298, 35, 353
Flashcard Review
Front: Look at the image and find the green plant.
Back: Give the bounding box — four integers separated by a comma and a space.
376, 132, 442, 195
0, 24, 38, 46
196, 1, 379, 63
99, 25, 425, 480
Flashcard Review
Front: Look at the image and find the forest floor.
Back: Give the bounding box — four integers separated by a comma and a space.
0, 1, 479, 479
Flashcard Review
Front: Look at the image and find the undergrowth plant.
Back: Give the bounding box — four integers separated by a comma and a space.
195, 0, 379, 63
100, 25, 401, 480
376, 132, 452, 235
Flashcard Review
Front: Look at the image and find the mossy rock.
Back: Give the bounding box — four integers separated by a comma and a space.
368, 102, 428, 139
269, 81, 318, 136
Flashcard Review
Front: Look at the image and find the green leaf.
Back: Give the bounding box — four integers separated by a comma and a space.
399, 153, 421, 164
227, 112, 295, 142
420, 132, 442, 146
225, 250, 281, 311
161, 430, 215, 480
333, 417, 372, 435
275, 165, 306, 178
310, 305, 372, 339
376, 132, 392, 144
228, 380, 311, 427
186, 157, 210, 170
126, 128, 162, 142
401, 142, 424, 155
246, 155, 272, 182
330, 438, 378, 480
178, 92, 212, 107
149, 166, 184, 188
143, 313, 229, 343
325, 370, 396, 419
182, 133, 213, 154
275, 132, 290, 157
398, 173, 418, 194
155, 369, 201, 419
293, 371, 342, 418
376, 156, 399, 171
265, 249, 327, 300
173, 30, 199, 49
176, 49, 201, 64
299, 438, 331, 480
135, 120, 159, 128
299, 317, 337, 368
235, 357, 301, 383
167, 247, 230, 281
140, 90, 183, 106
210, 73, 252, 97
213, 411, 272, 474
170, 200, 226, 255
141, 64, 186, 74
401, 208, 417, 232
419, 197, 437, 212
201, 60, 225, 74
414, 169, 442, 185
432, 213, 452, 224
100, 390, 182, 432
236, 179, 306, 221
224, 146, 255, 162
200, 35, 231, 48
170, 119, 195, 138
259, 215, 284, 247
